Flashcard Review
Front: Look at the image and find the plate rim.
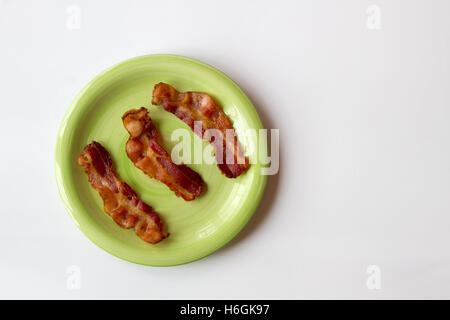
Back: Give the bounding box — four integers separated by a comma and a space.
54, 54, 268, 266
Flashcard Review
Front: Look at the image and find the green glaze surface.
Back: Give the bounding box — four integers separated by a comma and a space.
55, 55, 267, 266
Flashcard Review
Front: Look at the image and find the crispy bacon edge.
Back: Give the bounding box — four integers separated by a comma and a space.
122, 107, 205, 201
78, 141, 169, 244
151, 82, 250, 178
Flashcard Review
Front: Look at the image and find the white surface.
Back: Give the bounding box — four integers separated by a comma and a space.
0, 0, 449, 299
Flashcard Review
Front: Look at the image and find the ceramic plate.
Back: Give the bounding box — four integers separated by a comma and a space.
55, 55, 267, 266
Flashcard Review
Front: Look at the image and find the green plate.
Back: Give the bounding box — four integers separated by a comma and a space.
55, 54, 267, 266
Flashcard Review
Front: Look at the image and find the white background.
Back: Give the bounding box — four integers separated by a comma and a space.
0, 0, 449, 299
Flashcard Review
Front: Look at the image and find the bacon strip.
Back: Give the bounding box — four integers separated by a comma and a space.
151, 82, 250, 178
78, 141, 169, 244
122, 108, 205, 201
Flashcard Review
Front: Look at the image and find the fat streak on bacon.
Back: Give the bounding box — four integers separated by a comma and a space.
122, 107, 205, 201
78, 141, 169, 244
151, 82, 250, 178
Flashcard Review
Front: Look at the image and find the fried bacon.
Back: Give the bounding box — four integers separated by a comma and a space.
78, 141, 169, 244
151, 82, 250, 178
122, 107, 205, 201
